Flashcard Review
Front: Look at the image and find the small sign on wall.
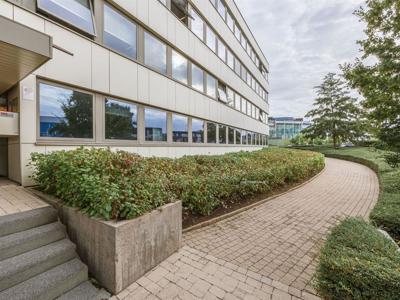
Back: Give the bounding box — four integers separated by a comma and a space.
22, 86, 34, 101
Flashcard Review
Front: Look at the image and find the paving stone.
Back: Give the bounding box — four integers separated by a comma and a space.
117, 158, 378, 300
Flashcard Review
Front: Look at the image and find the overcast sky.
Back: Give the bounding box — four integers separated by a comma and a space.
235, 0, 366, 118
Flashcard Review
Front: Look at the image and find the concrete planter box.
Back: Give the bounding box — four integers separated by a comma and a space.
30, 190, 182, 294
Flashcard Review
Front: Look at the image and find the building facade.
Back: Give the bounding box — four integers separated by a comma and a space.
268, 117, 310, 145
0, 0, 270, 186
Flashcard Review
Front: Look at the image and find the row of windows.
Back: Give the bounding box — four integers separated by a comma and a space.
189, 6, 268, 102
39, 82, 268, 146
155, 0, 268, 103
35, 0, 268, 124
102, 3, 268, 124
209, 0, 269, 81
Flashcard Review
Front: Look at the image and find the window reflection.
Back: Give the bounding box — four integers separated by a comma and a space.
192, 119, 204, 143
206, 74, 217, 98
39, 83, 93, 139
172, 50, 188, 84
145, 108, 167, 142
228, 127, 235, 144
144, 32, 167, 74
172, 114, 188, 142
38, 0, 95, 35
218, 124, 226, 144
104, 4, 137, 59
192, 64, 204, 92
105, 99, 137, 140
207, 122, 217, 143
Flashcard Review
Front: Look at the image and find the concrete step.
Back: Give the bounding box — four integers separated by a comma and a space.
57, 281, 110, 300
0, 239, 76, 291
0, 258, 88, 300
0, 222, 66, 261
0, 206, 58, 237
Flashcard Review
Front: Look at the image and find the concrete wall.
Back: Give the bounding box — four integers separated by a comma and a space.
32, 190, 182, 295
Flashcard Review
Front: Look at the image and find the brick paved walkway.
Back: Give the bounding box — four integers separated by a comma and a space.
115, 158, 379, 300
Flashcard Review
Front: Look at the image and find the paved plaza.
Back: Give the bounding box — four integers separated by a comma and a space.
114, 158, 379, 300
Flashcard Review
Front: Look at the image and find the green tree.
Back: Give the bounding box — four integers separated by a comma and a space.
343, 0, 400, 165
303, 73, 365, 148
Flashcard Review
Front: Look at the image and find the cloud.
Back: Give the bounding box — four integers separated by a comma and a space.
235, 0, 366, 117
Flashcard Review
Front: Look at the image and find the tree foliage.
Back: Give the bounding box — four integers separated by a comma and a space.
49, 91, 93, 138
343, 0, 400, 164
303, 73, 365, 148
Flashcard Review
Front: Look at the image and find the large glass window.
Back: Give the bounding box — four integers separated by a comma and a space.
227, 88, 234, 107
171, 0, 189, 26
218, 125, 226, 144
234, 24, 241, 41
218, 83, 228, 103
207, 122, 217, 143
217, 0, 226, 20
235, 129, 241, 144
241, 98, 247, 114
227, 50, 234, 69
105, 99, 137, 140
227, 13, 234, 31
206, 26, 216, 52
191, 64, 204, 92
247, 102, 252, 116
206, 74, 217, 98
241, 130, 247, 145
228, 127, 235, 144
235, 94, 241, 111
144, 32, 167, 74
39, 83, 93, 139
172, 114, 188, 142
192, 118, 204, 143
37, 0, 95, 35
144, 108, 167, 142
191, 8, 204, 40
104, 4, 137, 59
217, 39, 226, 62
234, 58, 241, 76
172, 50, 188, 84
247, 132, 252, 144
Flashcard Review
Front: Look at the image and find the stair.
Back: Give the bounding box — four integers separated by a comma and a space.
0, 207, 110, 300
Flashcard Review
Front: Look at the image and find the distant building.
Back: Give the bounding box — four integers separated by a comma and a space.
268, 117, 310, 145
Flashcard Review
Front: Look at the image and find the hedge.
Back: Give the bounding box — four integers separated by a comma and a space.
315, 218, 400, 300
30, 147, 324, 220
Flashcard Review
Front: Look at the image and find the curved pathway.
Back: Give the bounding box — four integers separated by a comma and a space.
116, 158, 379, 300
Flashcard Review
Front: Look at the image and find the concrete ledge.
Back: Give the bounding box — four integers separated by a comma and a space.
29, 190, 182, 295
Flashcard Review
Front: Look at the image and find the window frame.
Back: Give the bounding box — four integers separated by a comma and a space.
103, 2, 138, 60
36, 79, 96, 143
104, 97, 138, 143
172, 113, 189, 143
37, 0, 97, 36
144, 31, 168, 75
207, 122, 217, 144
144, 107, 168, 143
171, 49, 189, 85
192, 118, 205, 144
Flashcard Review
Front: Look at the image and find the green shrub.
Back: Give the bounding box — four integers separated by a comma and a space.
30, 147, 324, 220
315, 218, 400, 300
